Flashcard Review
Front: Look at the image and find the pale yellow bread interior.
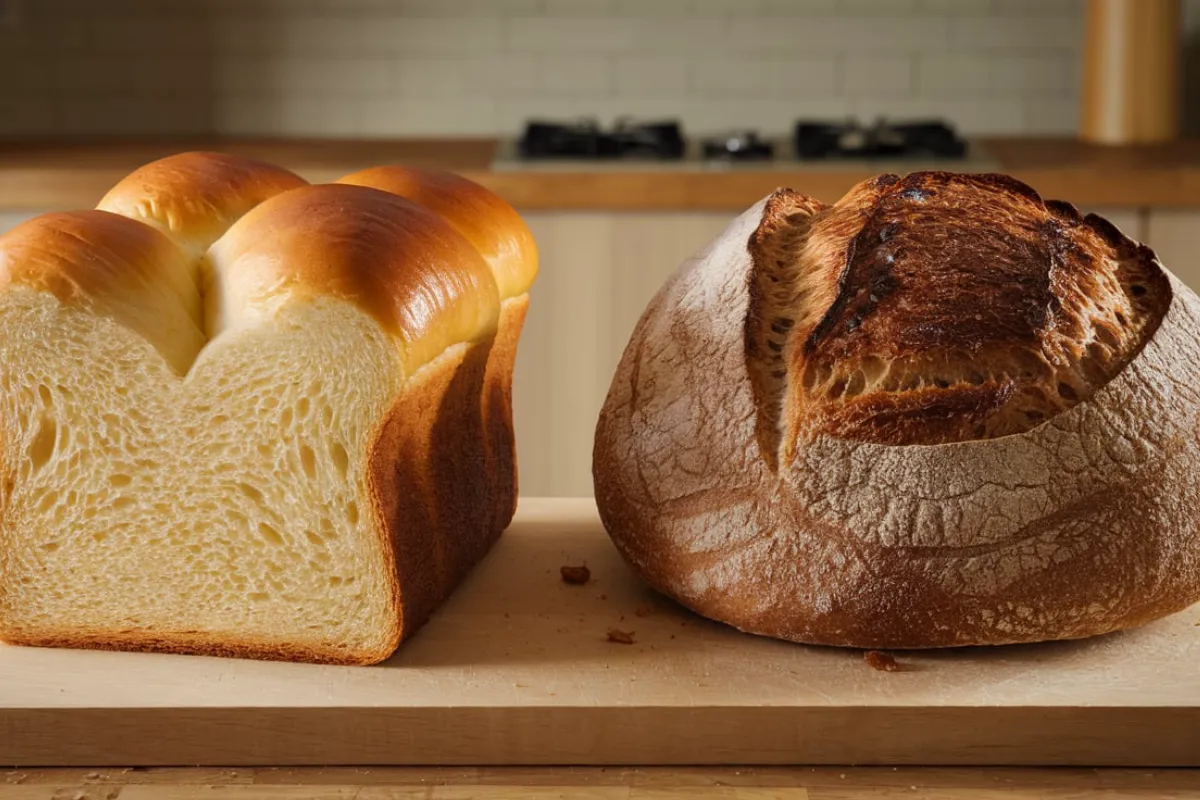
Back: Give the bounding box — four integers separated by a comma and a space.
0, 291, 399, 659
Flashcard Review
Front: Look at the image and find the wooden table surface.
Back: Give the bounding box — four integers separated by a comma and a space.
3, 766, 1199, 799
4, 499, 1198, 769
3, 137, 1200, 211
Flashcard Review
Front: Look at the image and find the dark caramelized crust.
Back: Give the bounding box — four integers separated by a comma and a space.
747, 171, 1171, 450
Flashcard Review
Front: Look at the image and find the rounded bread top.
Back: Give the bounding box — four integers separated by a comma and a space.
0, 152, 516, 377
97, 151, 308, 258
337, 165, 538, 300
207, 183, 499, 375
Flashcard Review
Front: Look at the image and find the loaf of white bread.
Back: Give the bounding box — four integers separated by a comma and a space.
594, 171, 1200, 648
0, 153, 537, 664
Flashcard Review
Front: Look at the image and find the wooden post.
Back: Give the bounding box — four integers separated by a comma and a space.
1080, 0, 1181, 144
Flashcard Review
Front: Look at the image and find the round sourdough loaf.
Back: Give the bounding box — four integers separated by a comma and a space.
593, 171, 1200, 648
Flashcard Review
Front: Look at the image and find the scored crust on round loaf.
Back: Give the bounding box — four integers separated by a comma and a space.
746, 171, 1171, 459
594, 171, 1200, 649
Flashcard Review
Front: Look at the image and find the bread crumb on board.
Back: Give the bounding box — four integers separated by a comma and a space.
864, 650, 901, 671
607, 628, 636, 644
560, 565, 591, 585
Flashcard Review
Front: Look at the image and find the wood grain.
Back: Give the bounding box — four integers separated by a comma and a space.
4, 766, 1200, 800
4, 138, 1200, 211
2, 499, 1198, 768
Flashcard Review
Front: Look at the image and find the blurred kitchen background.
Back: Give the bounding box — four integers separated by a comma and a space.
1, 0, 1197, 496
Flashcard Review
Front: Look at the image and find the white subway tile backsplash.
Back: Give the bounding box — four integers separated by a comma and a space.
928, 98, 1029, 134
612, 0, 694, 16
991, 54, 1079, 94
1022, 95, 1079, 134
539, 0, 618, 16
692, 59, 780, 95
846, 16, 952, 50
485, 57, 543, 94
727, 16, 839, 51
757, 0, 839, 12
839, 0, 919, 13
2, 0, 1095, 138
363, 98, 496, 135
841, 55, 914, 96
773, 58, 840, 95
916, 54, 991, 95
505, 17, 637, 52
950, 15, 1080, 49
278, 96, 362, 136
506, 16, 723, 53
364, 16, 503, 55
216, 94, 283, 136
685, 98, 848, 132
278, 58, 392, 96
917, 0, 992, 11
538, 57, 614, 95
995, 0, 1082, 15
692, 57, 838, 97
613, 59, 691, 96
392, 59, 472, 98
729, 15, 949, 53
384, 0, 540, 15
278, 15, 367, 55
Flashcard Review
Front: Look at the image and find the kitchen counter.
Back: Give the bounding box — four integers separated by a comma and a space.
5, 766, 1199, 798
3, 137, 1200, 211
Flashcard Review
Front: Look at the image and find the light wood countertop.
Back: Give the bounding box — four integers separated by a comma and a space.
3, 137, 1200, 211
4, 766, 1199, 798
4, 498, 1197, 769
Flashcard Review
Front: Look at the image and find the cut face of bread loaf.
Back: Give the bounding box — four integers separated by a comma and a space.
594, 171, 1200, 648
0, 153, 537, 664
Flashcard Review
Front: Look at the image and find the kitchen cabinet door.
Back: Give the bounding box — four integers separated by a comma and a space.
513, 211, 731, 497
1084, 208, 1144, 242
1146, 211, 1200, 291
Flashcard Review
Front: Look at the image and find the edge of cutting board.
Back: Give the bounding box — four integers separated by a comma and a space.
2, 498, 1198, 767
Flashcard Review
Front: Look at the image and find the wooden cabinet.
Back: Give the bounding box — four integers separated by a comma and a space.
1146, 210, 1200, 291
1086, 207, 1144, 242
513, 212, 730, 498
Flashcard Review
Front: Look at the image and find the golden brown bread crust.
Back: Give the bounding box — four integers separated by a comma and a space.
363, 296, 529, 646
1, 622, 383, 666
0, 211, 183, 300
483, 298, 529, 534
97, 151, 307, 257
0, 210, 204, 374
595, 172, 1200, 648
207, 183, 500, 370
337, 166, 538, 299
336, 165, 537, 535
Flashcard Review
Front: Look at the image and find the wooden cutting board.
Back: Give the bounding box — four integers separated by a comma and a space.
2, 498, 1198, 768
